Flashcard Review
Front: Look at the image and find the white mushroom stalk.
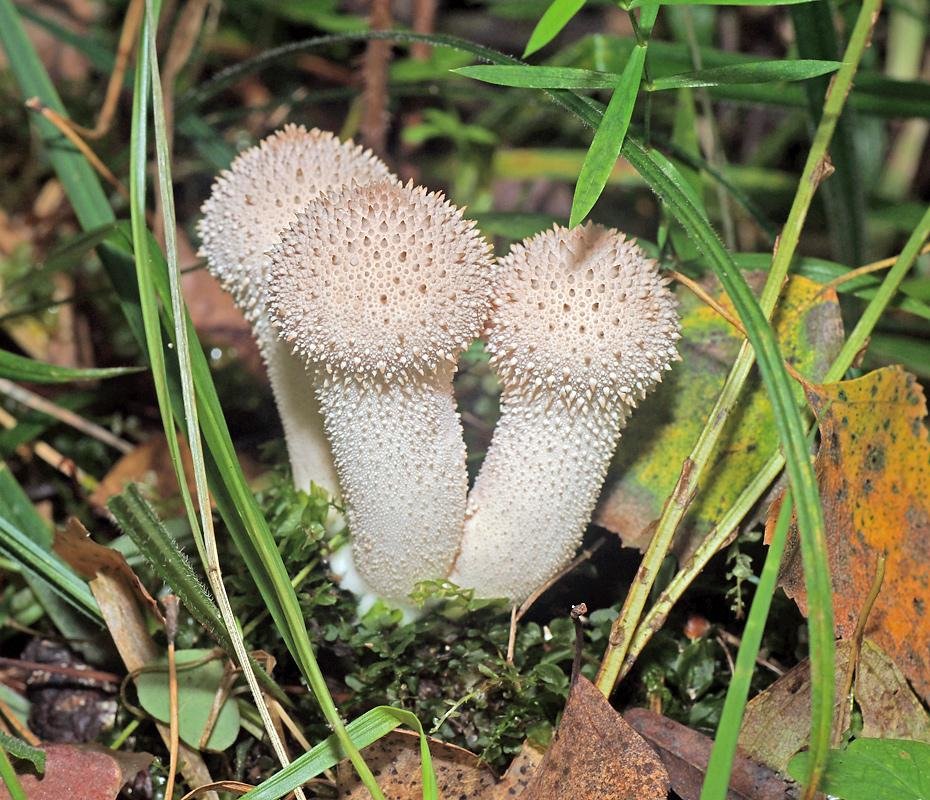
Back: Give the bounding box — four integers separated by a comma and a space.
197, 125, 393, 496
267, 179, 496, 606
450, 223, 680, 603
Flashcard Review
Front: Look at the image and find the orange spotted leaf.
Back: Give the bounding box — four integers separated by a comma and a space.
779, 366, 930, 699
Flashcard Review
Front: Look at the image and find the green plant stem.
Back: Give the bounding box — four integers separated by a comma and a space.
700, 491, 795, 799
620, 202, 930, 680
139, 1, 304, 790
0, 747, 26, 800
597, 4, 881, 791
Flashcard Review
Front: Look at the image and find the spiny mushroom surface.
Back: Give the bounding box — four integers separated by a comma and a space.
268, 179, 496, 605
450, 223, 680, 603
197, 124, 393, 496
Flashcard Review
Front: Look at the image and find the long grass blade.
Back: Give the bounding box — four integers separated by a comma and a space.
701, 492, 795, 798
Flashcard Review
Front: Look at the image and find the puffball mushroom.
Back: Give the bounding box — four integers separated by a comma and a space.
197, 125, 394, 496
267, 179, 496, 606
450, 223, 680, 603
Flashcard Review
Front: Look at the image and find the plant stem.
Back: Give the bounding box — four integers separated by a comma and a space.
618, 202, 930, 680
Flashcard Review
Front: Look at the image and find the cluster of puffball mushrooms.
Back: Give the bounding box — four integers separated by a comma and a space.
198, 125, 681, 615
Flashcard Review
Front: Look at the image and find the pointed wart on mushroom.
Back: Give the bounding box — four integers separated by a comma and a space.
197, 125, 394, 496
268, 179, 496, 605
449, 223, 681, 603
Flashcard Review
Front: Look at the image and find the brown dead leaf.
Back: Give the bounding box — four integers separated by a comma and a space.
624, 708, 792, 800
0, 743, 152, 800
523, 677, 669, 800
488, 741, 544, 800
778, 366, 930, 698
335, 730, 496, 799
739, 639, 930, 773
90, 565, 216, 796
88, 433, 198, 509
54, 517, 164, 624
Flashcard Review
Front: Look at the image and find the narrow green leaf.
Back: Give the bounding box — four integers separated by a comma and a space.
42, 223, 120, 272
107, 485, 288, 703
523, 0, 586, 57
570, 45, 646, 226
0, 732, 44, 774
455, 64, 616, 89
701, 491, 794, 797
650, 58, 841, 90
0, 489, 100, 623
0, 746, 27, 800
243, 707, 436, 800
0, 349, 141, 384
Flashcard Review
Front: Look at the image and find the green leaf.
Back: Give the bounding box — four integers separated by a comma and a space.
0, 349, 141, 384
0, 732, 44, 774
650, 59, 841, 90
243, 707, 436, 800
570, 44, 646, 226
107, 485, 287, 703
523, 0, 586, 57
136, 649, 241, 752
597, 275, 843, 561
42, 223, 120, 272
454, 64, 616, 89
0, 465, 100, 621
789, 739, 930, 800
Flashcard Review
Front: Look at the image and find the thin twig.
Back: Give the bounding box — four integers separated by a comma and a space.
570, 603, 587, 685
70, 0, 144, 139
360, 0, 393, 155
834, 553, 885, 746
0, 378, 133, 453
24, 99, 128, 198
163, 595, 180, 800
0, 405, 98, 491
515, 537, 606, 623
506, 604, 518, 664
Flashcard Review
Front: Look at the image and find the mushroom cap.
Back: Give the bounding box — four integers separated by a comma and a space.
268, 179, 496, 382
197, 125, 393, 333
488, 223, 680, 408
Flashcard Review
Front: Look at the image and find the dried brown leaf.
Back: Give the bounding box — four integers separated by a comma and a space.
739, 639, 930, 773
335, 730, 496, 799
522, 677, 669, 800
624, 708, 792, 800
0, 743, 152, 800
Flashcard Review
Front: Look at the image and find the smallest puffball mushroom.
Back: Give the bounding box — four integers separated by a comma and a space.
450, 223, 680, 603
268, 179, 496, 607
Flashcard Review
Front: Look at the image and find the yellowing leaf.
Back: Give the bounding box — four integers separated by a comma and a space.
779, 367, 930, 700
596, 273, 843, 557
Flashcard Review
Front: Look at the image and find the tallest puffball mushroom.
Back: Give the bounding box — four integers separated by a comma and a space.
268, 179, 496, 605
450, 223, 680, 603
197, 125, 393, 495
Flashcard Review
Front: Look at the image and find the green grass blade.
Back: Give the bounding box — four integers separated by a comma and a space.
0, 746, 27, 800
570, 44, 646, 225
791, 1, 866, 266
523, 0, 586, 57
454, 64, 616, 88
701, 491, 794, 798
106, 485, 288, 704
650, 58, 841, 89
0, 350, 141, 384
243, 707, 437, 800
